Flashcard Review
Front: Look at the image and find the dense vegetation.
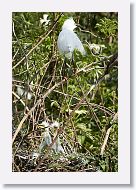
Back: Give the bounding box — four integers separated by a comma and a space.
12, 12, 118, 172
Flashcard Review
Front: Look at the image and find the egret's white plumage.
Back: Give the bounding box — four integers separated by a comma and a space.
57, 18, 85, 59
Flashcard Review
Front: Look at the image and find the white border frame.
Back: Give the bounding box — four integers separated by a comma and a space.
0, 0, 130, 184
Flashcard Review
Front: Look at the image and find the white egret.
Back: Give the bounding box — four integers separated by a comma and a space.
38, 128, 52, 153
57, 18, 86, 59
17, 86, 32, 100
38, 120, 64, 154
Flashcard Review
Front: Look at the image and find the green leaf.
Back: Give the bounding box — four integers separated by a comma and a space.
51, 100, 60, 108
78, 135, 85, 145
75, 109, 88, 115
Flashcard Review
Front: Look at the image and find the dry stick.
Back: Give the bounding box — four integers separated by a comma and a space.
12, 67, 92, 144
12, 53, 117, 144
78, 27, 106, 40
100, 112, 118, 156
47, 60, 57, 90
63, 130, 90, 154
13, 21, 30, 113
70, 52, 117, 118
67, 78, 104, 122
33, 55, 117, 171
32, 59, 52, 124
13, 58, 118, 171
12, 22, 29, 69
13, 81, 114, 116
12, 14, 63, 70
12, 91, 29, 112
33, 76, 106, 172
13, 162, 20, 172
12, 71, 75, 145
12, 77, 67, 144
76, 78, 101, 131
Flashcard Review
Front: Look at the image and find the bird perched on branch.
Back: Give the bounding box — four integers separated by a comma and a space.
57, 18, 86, 59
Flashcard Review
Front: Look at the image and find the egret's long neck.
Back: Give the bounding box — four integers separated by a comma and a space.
62, 27, 74, 31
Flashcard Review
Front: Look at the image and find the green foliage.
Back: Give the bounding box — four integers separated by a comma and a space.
95, 17, 118, 37
12, 12, 118, 172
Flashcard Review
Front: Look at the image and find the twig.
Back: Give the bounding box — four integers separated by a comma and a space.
31, 54, 118, 171
12, 77, 67, 144
12, 91, 29, 112
12, 53, 117, 144
13, 80, 114, 116
100, 113, 118, 156
12, 13, 63, 70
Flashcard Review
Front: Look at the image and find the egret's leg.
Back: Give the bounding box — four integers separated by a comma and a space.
60, 57, 69, 111
63, 57, 69, 92
60, 57, 66, 79
71, 53, 77, 74
63, 57, 68, 78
